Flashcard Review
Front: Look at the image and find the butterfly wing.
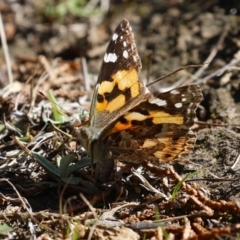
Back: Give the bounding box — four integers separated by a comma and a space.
106, 85, 203, 164
89, 19, 149, 128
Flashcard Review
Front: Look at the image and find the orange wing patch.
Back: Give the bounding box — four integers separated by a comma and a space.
96, 68, 140, 113
149, 111, 184, 125
108, 109, 184, 135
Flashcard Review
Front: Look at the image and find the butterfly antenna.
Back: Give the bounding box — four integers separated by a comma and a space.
147, 64, 204, 87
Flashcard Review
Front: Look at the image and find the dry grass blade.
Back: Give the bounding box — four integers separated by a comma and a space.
0, 11, 13, 84
131, 168, 168, 200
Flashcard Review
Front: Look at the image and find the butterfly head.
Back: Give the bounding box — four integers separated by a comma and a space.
77, 126, 101, 157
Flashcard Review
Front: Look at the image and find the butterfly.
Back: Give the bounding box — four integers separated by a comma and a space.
76, 19, 202, 183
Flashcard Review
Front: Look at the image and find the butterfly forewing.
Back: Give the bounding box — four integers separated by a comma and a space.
89, 19, 148, 128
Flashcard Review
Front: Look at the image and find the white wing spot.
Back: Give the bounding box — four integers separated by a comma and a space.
104, 53, 118, 63
142, 139, 157, 148
175, 103, 183, 108
125, 112, 148, 121
120, 36, 123, 40
170, 89, 180, 95
182, 98, 187, 102
149, 98, 167, 106
123, 41, 127, 47
112, 33, 118, 41
123, 50, 128, 58
187, 108, 192, 114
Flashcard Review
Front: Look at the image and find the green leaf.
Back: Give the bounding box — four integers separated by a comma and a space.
0, 124, 5, 132
58, 154, 75, 177
47, 91, 69, 123
32, 152, 60, 177
61, 177, 80, 185
33, 153, 94, 187
171, 169, 204, 199
0, 223, 13, 235
67, 157, 92, 174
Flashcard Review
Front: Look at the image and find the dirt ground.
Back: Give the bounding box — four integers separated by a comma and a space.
0, 0, 240, 239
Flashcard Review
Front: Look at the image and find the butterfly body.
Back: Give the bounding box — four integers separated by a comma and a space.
76, 19, 202, 183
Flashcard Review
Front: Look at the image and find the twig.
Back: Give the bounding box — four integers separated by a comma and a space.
80, 193, 98, 240
196, 120, 240, 127
195, 56, 240, 85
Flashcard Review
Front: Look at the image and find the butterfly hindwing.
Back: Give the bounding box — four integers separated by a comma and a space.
106, 85, 202, 164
